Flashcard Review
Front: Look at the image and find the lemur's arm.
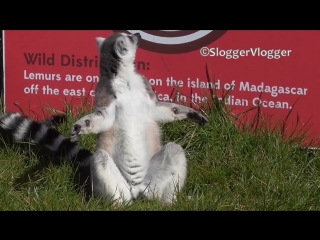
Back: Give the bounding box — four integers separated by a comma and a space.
142, 76, 208, 126
70, 104, 116, 143
151, 102, 208, 126
70, 78, 117, 142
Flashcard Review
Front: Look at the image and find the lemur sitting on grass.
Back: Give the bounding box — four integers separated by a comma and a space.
70, 32, 208, 205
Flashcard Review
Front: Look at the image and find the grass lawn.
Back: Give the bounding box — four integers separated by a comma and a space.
0, 95, 319, 211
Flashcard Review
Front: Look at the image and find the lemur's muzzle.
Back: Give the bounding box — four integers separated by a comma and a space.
133, 32, 141, 45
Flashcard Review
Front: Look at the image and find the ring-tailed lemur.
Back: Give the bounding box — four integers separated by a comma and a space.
69, 32, 209, 205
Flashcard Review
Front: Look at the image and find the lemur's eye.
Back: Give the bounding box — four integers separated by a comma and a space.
128, 36, 134, 43
96, 110, 103, 116
172, 107, 179, 114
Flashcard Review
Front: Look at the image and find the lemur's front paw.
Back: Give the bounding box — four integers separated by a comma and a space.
70, 124, 81, 142
187, 112, 208, 126
70, 119, 91, 142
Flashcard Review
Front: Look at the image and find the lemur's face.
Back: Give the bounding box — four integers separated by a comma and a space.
96, 32, 141, 64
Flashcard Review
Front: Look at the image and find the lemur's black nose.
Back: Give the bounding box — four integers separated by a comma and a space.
133, 32, 141, 40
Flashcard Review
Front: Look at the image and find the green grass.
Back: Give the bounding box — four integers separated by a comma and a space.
0, 93, 320, 211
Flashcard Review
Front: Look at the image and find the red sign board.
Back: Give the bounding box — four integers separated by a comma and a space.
3, 30, 320, 146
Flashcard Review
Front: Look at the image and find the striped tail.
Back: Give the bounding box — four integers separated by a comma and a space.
0, 112, 92, 169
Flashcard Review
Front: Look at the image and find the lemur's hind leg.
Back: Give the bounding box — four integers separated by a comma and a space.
141, 142, 187, 205
90, 148, 133, 205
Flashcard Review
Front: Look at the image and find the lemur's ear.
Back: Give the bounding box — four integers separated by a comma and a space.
96, 37, 105, 52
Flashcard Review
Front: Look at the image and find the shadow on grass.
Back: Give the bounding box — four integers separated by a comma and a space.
0, 116, 93, 201
0, 94, 98, 202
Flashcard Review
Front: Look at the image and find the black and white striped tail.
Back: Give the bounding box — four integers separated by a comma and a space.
0, 112, 92, 168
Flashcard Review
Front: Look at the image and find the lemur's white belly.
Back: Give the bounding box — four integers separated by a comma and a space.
112, 81, 155, 185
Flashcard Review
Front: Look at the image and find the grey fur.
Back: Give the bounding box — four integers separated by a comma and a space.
142, 142, 186, 203
142, 75, 158, 102
95, 76, 116, 109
